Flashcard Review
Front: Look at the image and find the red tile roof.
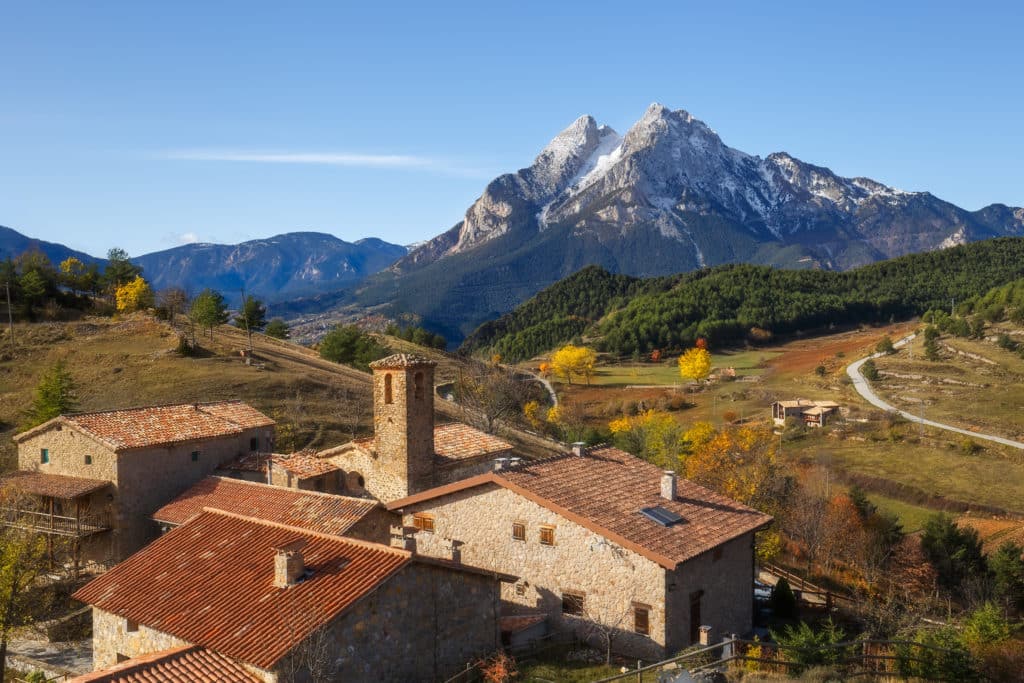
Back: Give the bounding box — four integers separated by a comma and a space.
74, 511, 411, 669
389, 446, 773, 569
15, 401, 274, 451
273, 453, 342, 478
0, 470, 110, 499
433, 423, 512, 465
69, 645, 260, 682
152, 477, 378, 536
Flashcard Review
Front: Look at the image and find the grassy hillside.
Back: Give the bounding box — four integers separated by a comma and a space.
461, 237, 1024, 361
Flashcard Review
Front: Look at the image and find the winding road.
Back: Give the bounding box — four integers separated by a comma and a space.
845, 334, 1024, 450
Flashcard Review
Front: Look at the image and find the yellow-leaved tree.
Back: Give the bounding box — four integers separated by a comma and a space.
677, 346, 712, 383
608, 409, 685, 469
550, 344, 597, 385
683, 425, 787, 562
115, 275, 155, 313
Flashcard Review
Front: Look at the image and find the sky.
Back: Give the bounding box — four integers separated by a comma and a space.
2, 1, 1022, 258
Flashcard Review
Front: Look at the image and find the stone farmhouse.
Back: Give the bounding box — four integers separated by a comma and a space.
73, 509, 510, 683
388, 445, 773, 660
771, 399, 841, 428
3, 401, 275, 563
152, 475, 394, 543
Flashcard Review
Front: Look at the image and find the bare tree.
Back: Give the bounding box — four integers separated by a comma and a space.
276, 596, 337, 683
576, 539, 639, 665
455, 362, 532, 434
157, 287, 189, 326
335, 386, 372, 441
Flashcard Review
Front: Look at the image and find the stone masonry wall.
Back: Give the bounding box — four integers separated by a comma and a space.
273, 561, 500, 683
372, 364, 435, 500
403, 485, 668, 660
92, 608, 191, 670
664, 532, 756, 652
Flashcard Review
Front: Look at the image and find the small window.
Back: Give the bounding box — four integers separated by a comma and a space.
40, 448, 49, 464
515, 583, 527, 596
126, 619, 138, 633
539, 525, 555, 546
561, 591, 585, 616
250, 437, 259, 452
634, 604, 650, 635
116, 653, 129, 664
712, 547, 723, 562
84, 455, 92, 465
512, 522, 526, 541
412, 513, 435, 533
384, 374, 393, 404
190, 451, 200, 462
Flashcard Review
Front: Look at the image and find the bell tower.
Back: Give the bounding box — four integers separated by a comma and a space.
368, 353, 436, 499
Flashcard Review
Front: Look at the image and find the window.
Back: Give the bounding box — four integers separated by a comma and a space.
250, 437, 259, 451
561, 591, 585, 616
384, 374, 393, 404
412, 513, 435, 533
190, 451, 200, 462
539, 525, 555, 546
414, 371, 424, 400
84, 455, 92, 465
40, 448, 49, 464
313, 478, 325, 492
512, 522, 526, 541
633, 604, 650, 635
126, 619, 138, 633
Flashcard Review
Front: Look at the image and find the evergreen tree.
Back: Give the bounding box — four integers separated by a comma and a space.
26, 360, 77, 428
101, 247, 142, 292
264, 318, 290, 340
189, 289, 229, 339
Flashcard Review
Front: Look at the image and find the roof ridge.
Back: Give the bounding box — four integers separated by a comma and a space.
198, 508, 409, 556
65, 399, 246, 418
205, 476, 379, 505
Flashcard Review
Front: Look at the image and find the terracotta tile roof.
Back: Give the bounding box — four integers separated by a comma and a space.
152, 477, 378, 536
434, 423, 513, 465
74, 510, 411, 669
500, 614, 546, 635
0, 471, 110, 499
273, 453, 343, 478
69, 645, 260, 682
389, 446, 773, 569
14, 401, 274, 451
368, 353, 436, 369
344, 423, 511, 465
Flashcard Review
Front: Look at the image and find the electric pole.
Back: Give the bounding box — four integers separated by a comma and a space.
4, 281, 13, 349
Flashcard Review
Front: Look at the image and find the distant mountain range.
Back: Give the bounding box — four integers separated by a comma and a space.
1, 227, 406, 305
347, 103, 1024, 343
5, 103, 1023, 342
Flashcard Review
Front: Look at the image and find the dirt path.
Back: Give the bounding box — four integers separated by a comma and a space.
846, 335, 1024, 451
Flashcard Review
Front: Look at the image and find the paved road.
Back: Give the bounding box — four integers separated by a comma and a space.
846, 335, 1024, 450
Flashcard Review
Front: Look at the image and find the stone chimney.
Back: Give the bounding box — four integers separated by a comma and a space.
273, 539, 307, 588
698, 625, 712, 646
571, 442, 586, 457
661, 470, 677, 501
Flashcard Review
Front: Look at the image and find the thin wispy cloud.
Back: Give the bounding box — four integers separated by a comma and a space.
160, 149, 489, 177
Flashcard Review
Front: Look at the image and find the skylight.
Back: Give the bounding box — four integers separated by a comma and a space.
640, 506, 683, 527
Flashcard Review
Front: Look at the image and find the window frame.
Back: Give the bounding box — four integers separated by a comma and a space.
84, 454, 92, 465
511, 522, 526, 541
412, 513, 435, 533
633, 603, 651, 635
539, 524, 556, 546
40, 448, 49, 464
190, 450, 200, 462
561, 590, 585, 616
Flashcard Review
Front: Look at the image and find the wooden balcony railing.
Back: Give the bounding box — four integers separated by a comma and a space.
0, 507, 109, 538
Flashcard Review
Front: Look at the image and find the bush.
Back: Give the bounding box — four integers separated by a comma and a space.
876, 335, 895, 355
770, 619, 847, 674
861, 359, 880, 382
896, 626, 976, 681
768, 578, 798, 620
814, 364, 827, 377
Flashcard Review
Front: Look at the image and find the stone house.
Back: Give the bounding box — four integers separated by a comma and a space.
314, 354, 515, 503
388, 445, 773, 660
218, 450, 347, 493
152, 475, 395, 543
73, 509, 511, 683
771, 400, 841, 428
5, 401, 275, 562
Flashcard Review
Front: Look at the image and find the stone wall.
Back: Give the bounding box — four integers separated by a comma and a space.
91, 608, 192, 670
346, 506, 399, 544
664, 533, 756, 652
274, 561, 501, 683
371, 362, 435, 501
402, 485, 668, 660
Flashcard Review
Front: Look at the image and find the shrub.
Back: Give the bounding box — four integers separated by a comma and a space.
768, 578, 798, 620
814, 364, 827, 377
875, 335, 895, 355
770, 619, 847, 674
861, 359, 879, 381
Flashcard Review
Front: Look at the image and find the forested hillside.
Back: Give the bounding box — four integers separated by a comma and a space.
463, 237, 1024, 360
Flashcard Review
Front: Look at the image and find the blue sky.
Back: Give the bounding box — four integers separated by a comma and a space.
2, 1, 1022, 258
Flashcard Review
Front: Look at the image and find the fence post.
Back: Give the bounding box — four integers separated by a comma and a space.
636, 660, 642, 683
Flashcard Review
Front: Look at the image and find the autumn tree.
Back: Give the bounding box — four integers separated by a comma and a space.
609, 410, 685, 469
678, 346, 712, 383
156, 287, 189, 323
455, 362, 532, 434
115, 275, 155, 313
58, 257, 88, 294
0, 496, 55, 680
101, 247, 142, 293
550, 344, 597, 385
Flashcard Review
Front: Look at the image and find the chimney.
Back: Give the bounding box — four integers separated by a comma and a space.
571, 442, 586, 457
493, 457, 509, 472
698, 625, 712, 646
273, 539, 307, 588
661, 470, 677, 501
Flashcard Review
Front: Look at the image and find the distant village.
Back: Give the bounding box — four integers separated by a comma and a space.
0, 352, 780, 682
